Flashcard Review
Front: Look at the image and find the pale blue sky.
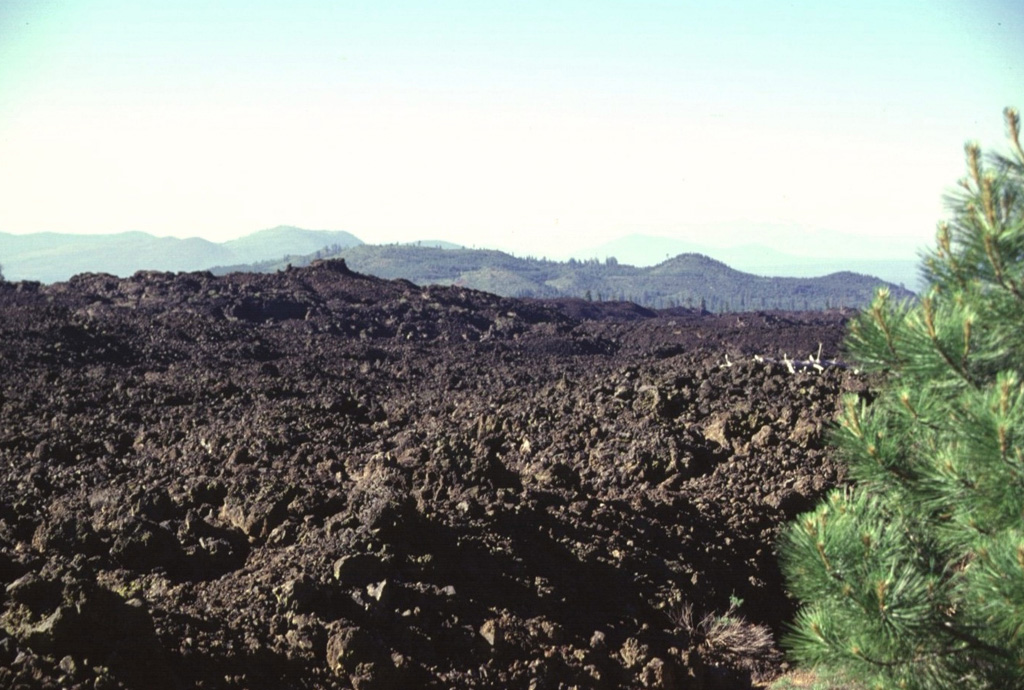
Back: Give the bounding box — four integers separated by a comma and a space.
0, 1, 1019, 258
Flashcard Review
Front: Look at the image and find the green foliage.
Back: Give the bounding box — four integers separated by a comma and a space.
779, 108, 1024, 690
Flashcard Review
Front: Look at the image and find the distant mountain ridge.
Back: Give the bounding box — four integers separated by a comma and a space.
213, 243, 914, 312
0, 226, 362, 283
572, 233, 922, 291
1, 225, 915, 311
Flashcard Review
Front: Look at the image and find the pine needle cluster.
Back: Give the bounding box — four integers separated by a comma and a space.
779, 108, 1024, 690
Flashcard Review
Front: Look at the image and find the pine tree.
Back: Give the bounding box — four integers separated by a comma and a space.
779, 108, 1024, 689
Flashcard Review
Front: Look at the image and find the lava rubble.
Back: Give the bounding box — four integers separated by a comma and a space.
0, 260, 860, 689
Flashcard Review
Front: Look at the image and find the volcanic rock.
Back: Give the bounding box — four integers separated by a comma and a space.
0, 264, 861, 688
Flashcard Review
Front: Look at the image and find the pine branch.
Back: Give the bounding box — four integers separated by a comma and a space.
779, 109, 1024, 690
921, 296, 974, 386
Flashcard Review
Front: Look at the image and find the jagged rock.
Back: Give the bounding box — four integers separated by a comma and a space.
108, 517, 184, 573
275, 575, 322, 613
702, 414, 731, 449
639, 657, 677, 688
332, 553, 388, 586
750, 424, 775, 449
326, 624, 382, 676
219, 485, 294, 541
480, 618, 503, 648
1, 575, 173, 688
0, 265, 855, 688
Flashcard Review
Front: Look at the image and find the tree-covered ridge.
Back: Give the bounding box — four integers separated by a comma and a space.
215, 245, 912, 313
779, 108, 1024, 688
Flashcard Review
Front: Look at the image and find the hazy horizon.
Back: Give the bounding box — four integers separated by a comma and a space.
1, 1, 1019, 260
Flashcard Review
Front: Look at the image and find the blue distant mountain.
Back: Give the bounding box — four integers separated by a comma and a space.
0, 226, 362, 283
222, 226, 363, 264
1, 225, 923, 295
568, 233, 923, 292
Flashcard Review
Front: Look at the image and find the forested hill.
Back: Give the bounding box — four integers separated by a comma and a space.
212, 244, 913, 312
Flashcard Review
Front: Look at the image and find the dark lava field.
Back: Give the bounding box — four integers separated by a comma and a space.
0, 260, 864, 689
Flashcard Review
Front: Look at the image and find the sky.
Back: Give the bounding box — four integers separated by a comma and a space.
0, 0, 1020, 260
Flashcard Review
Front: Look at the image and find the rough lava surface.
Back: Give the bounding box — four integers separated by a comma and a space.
0, 260, 864, 689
